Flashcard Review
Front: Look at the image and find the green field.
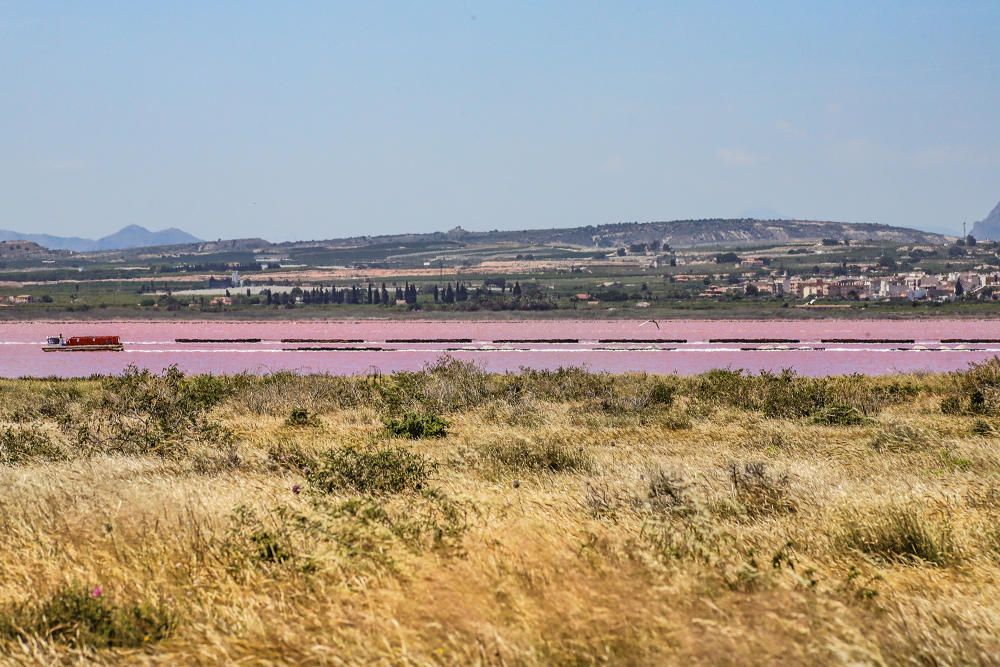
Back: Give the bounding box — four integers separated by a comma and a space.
2, 237, 999, 320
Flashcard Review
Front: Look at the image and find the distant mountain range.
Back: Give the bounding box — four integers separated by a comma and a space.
0, 225, 201, 251
970, 201, 1000, 241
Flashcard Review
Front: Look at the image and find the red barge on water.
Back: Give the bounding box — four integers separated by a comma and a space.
43, 334, 124, 352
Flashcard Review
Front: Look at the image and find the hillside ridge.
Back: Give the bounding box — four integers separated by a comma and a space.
282, 218, 950, 251
0, 218, 951, 255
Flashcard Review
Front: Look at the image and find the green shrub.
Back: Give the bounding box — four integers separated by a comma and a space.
813, 404, 870, 426
971, 418, 994, 436
691, 369, 912, 420
826, 375, 919, 411
77, 365, 232, 456
691, 369, 747, 405
695, 369, 828, 418
939, 359, 1000, 416
183, 373, 246, 410
648, 379, 677, 406
248, 528, 293, 564
0, 425, 66, 465
225, 505, 305, 572
941, 395, 962, 415
596, 377, 677, 414
383, 412, 449, 439
841, 506, 957, 565
227, 492, 470, 580
229, 373, 363, 416
374, 358, 489, 414
0, 585, 174, 648
510, 367, 615, 402
474, 436, 592, 475
335, 489, 470, 556
36, 384, 85, 421
285, 408, 320, 428
308, 445, 435, 494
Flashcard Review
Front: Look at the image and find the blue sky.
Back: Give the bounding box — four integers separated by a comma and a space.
1, 1, 998, 241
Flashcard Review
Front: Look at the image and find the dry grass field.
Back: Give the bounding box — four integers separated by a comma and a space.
0, 359, 998, 665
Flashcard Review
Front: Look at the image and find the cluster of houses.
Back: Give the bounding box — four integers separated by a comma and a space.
699, 271, 1000, 302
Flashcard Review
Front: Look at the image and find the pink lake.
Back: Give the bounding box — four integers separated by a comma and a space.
1, 319, 998, 377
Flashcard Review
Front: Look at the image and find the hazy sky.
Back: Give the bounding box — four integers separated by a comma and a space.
2, 1, 998, 241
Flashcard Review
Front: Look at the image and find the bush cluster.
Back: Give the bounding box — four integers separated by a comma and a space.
227, 489, 470, 576
596, 378, 676, 413
285, 408, 321, 427
307, 445, 436, 494
941, 358, 1000, 415
693, 369, 915, 419
0, 425, 66, 465
0, 585, 174, 649
841, 506, 957, 565
0, 358, 942, 472
76, 365, 233, 456
472, 435, 592, 475
383, 412, 449, 439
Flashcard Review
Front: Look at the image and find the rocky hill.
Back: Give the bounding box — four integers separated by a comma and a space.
24, 218, 950, 257
303, 218, 950, 251
971, 201, 1000, 241
0, 240, 67, 259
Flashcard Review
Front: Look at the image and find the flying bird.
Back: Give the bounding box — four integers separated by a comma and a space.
640, 319, 660, 330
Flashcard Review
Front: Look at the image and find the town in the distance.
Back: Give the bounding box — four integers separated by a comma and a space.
2, 200, 1000, 319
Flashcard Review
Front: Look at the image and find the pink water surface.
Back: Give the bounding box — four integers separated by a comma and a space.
0, 319, 996, 377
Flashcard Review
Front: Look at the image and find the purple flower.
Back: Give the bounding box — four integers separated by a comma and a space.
91, 585, 103, 598
292, 484, 302, 495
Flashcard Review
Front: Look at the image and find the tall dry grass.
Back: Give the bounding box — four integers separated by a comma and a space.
0, 359, 996, 664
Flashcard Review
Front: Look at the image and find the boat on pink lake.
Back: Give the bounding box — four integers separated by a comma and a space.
2, 319, 999, 377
